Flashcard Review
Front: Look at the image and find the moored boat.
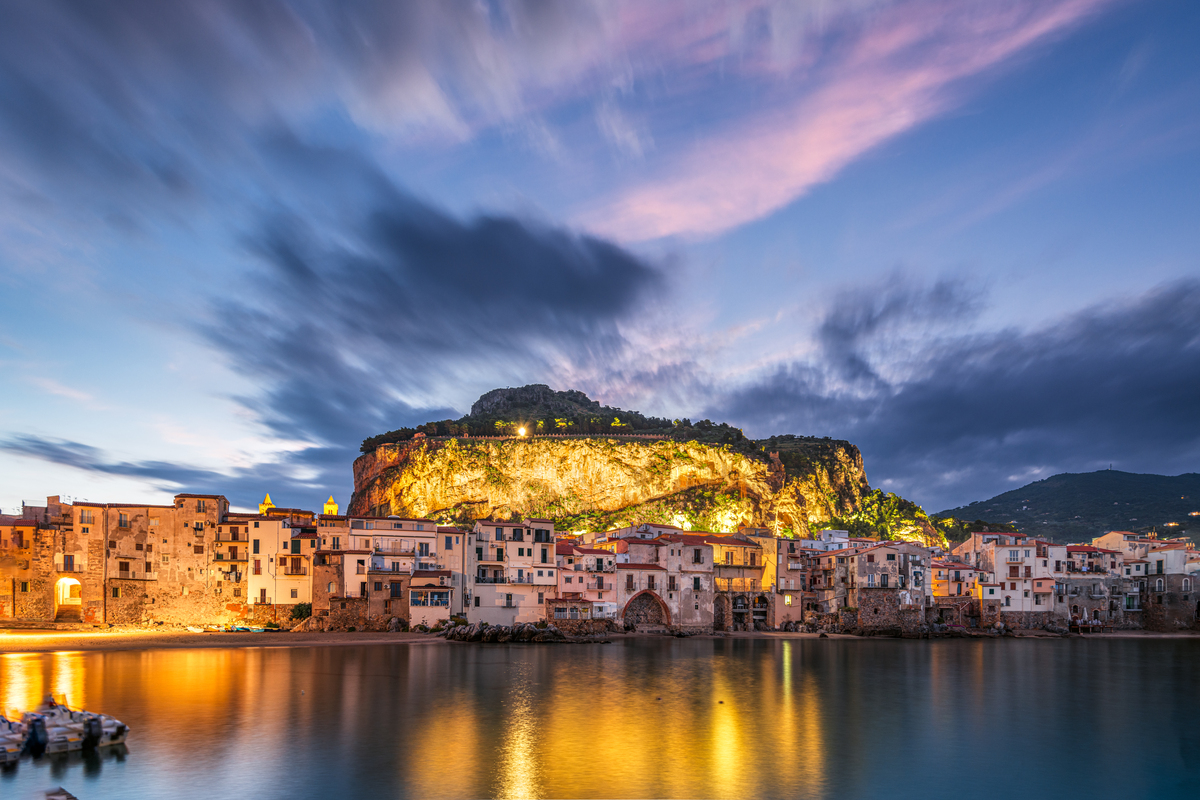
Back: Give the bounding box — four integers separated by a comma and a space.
20, 696, 130, 757
0, 715, 25, 762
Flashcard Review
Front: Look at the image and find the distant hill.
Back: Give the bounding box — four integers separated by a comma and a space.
937, 470, 1200, 543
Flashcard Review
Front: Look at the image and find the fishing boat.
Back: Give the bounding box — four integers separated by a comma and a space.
21, 696, 130, 756
0, 715, 25, 763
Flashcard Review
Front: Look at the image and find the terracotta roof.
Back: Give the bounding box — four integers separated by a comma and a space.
412, 570, 451, 578
437, 526, 466, 533
615, 563, 667, 570
556, 543, 575, 555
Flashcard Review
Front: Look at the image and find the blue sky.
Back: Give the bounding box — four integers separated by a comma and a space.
1, 0, 1198, 516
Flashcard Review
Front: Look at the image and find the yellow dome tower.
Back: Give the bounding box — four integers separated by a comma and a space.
259, 493, 275, 515
323, 495, 339, 516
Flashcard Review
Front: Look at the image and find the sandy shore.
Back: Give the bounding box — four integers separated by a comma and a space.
0, 627, 444, 654
0, 626, 1194, 654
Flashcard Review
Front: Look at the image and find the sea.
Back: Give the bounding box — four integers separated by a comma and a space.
1, 636, 1197, 799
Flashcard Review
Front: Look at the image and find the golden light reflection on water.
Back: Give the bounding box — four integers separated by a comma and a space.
1, 652, 43, 717
0, 638, 842, 799
0, 650, 87, 713
494, 682, 544, 799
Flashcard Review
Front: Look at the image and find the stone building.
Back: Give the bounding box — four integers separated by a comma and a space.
0, 493, 274, 626
850, 542, 932, 633
467, 519, 557, 625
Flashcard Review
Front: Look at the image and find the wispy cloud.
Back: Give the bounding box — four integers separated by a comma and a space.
582, 0, 1115, 240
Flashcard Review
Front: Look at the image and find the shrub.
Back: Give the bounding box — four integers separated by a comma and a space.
290, 602, 312, 621
264, 621, 280, 629
347, 626, 357, 632
450, 614, 468, 627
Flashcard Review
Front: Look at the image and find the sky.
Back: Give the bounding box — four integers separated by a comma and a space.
1, 0, 1198, 517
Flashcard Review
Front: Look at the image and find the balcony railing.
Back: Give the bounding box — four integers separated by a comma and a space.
283, 567, 308, 576
375, 546, 416, 555
215, 533, 246, 542
475, 576, 508, 584
477, 552, 506, 563
716, 578, 760, 592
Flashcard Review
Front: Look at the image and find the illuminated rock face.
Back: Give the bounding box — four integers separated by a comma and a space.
349, 437, 870, 537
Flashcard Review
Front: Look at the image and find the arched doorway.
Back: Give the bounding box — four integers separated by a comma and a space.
713, 595, 730, 632
623, 591, 669, 627
732, 595, 749, 629
55, 577, 82, 622
752, 595, 770, 628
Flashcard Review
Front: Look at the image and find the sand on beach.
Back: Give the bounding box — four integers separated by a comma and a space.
0, 627, 445, 654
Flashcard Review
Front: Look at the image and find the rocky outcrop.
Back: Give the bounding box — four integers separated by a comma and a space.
350, 435, 869, 537
442, 622, 567, 643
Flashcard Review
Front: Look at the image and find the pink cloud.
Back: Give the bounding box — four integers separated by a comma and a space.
579, 0, 1117, 241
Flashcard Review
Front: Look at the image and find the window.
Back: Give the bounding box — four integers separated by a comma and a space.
253, 539, 260, 554
669, 576, 677, 591
418, 542, 430, 557
63, 554, 74, 572
135, 542, 143, 551
118, 513, 130, 528
80, 509, 94, 524
1156, 560, 1164, 574
517, 548, 525, 557
375, 581, 383, 591
108, 540, 116, 549
626, 574, 635, 591
162, 554, 169, 564
565, 576, 572, 584
291, 539, 301, 554
505, 593, 513, 608
867, 574, 876, 587
512, 528, 524, 542
20, 581, 29, 592
693, 577, 701, 591
1184, 578, 1192, 592
194, 545, 204, 554
233, 588, 241, 597
538, 592, 544, 605
253, 559, 261, 575
648, 576, 656, 590
253, 521, 259, 528
445, 536, 453, 551
867, 554, 874, 563
197, 500, 206, 512
495, 527, 503, 540
988, 588, 995, 595
474, 595, 480, 607
1004, 596, 1011, 607
886, 554, 895, 561
881, 574, 888, 588
327, 582, 335, 593
541, 547, 549, 564
693, 549, 703, 564
725, 552, 733, 565
1155, 578, 1165, 592
332, 537, 340, 549
112, 587, 120, 598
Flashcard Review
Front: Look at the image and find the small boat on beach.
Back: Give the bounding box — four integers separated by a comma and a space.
19, 696, 130, 757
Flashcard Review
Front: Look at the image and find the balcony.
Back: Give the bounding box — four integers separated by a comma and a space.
716, 578, 761, 592
510, 575, 533, 584
475, 576, 508, 584
116, 571, 158, 581
283, 567, 308, 576
477, 552, 506, 564
214, 532, 246, 542
375, 546, 415, 556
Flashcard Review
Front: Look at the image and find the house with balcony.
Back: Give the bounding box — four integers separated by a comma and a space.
556, 542, 617, 614
467, 519, 557, 625
243, 511, 315, 619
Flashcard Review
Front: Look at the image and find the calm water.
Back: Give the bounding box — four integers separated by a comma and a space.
1, 637, 1197, 799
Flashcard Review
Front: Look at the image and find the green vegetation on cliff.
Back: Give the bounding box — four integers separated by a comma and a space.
352, 386, 1008, 547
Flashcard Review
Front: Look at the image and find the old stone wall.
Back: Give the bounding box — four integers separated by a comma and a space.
856, 588, 925, 634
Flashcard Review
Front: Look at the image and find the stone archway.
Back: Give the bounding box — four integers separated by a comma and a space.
55, 577, 82, 622
713, 595, 731, 632
624, 591, 669, 626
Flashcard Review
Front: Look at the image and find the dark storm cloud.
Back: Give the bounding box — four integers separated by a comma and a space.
209, 159, 661, 443
713, 279, 1200, 512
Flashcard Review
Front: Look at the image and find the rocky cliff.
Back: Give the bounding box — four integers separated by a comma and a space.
350, 386, 955, 544
350, 433, 869, 538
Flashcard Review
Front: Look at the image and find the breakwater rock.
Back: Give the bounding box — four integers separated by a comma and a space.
441, 622, 567, 643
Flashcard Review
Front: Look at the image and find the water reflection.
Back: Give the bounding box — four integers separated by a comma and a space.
0, 639, 1198, 799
